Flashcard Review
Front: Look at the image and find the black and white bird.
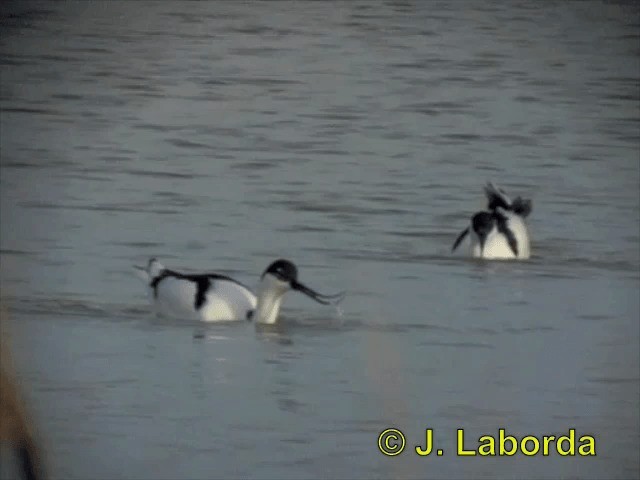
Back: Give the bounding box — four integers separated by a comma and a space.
134, 258, 345, 324
452, 182, 532, 260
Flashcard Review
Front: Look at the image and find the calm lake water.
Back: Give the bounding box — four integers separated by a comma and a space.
1, 1, 639, 479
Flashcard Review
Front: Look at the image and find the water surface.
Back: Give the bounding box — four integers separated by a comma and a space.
1, 2, 638, 479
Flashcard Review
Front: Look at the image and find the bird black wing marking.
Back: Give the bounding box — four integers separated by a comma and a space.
192, 276, 211, 309
452, 227, 470, 252
495, 215, 519, 257
150, 270, 171, 298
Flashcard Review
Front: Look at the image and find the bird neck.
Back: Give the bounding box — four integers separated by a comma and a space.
254, 277, 287, 324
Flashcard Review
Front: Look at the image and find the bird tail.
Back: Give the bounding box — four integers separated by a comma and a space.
484, 182, 512, 211
133, 258, 164, 284
133, 265, 151, 283
484, 182, 532, 217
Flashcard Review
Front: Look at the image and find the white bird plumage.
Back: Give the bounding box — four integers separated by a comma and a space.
134, 258, 345, 324
452, 182, 533, 260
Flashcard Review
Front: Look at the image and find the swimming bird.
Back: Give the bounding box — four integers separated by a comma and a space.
134, 258, 345, 324
451, 182, 532, 260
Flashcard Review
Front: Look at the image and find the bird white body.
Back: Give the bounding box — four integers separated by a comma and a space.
155, 275, 256, 322
134, 260, 256, 322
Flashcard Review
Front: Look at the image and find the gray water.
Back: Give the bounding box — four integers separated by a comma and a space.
1, 1, 638, 479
